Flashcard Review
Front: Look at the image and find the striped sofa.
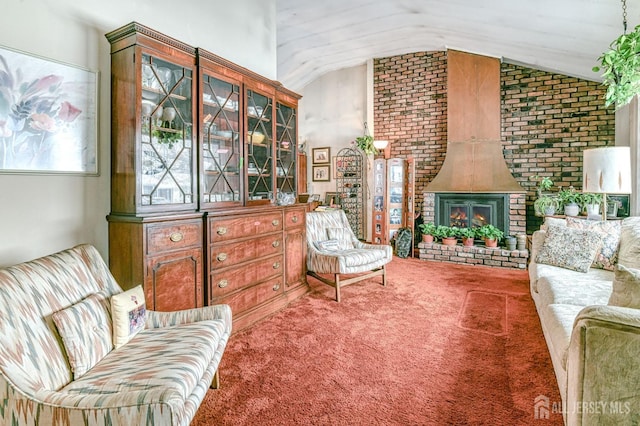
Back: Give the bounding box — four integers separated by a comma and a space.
0, 244, 232, 426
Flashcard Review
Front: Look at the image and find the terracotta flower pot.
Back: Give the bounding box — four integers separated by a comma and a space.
462, 237, 474, 247
484, 238, 498, 248
422, 234, 434, 243
441, 237, 457, 246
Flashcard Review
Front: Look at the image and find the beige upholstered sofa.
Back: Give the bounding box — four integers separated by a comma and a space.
529, 216, 640, 425
0, 244, 232, 426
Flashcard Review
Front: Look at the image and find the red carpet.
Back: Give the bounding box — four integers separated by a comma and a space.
192, 257, 564, 425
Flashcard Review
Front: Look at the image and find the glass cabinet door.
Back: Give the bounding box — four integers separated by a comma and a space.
201, 72, 241, 207
140, 54, 194, 208
276, 102, 297, 198
246, 89, 273, 203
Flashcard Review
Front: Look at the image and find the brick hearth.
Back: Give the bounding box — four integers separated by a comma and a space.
419, 192, 529, 268
418, 241, 529, 269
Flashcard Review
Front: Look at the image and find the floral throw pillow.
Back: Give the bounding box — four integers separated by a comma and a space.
608, 265, 640, 309
111, 285, 146, 349
566, 217, 622, 271
52, 293, 113, 379
536, 224, 603, 273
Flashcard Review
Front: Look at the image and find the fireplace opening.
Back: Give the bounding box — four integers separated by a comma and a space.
435, 193, 509, 234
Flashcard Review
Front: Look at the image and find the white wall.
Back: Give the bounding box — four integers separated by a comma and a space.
0, 0, 276, 267
298, 64, 371, 239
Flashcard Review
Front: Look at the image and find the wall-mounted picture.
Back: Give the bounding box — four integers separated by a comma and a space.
0, 45, 99, 175
313, 165, 330, 181
312, 147, 330, 164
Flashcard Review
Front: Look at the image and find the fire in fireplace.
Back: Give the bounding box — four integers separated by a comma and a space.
435, 193, 509, 233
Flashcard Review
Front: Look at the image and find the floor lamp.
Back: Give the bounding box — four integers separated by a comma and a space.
582, 147, 632, 221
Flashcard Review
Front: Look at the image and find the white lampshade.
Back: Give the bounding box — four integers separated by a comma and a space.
373, 139, 389, 150
582, 147, 632, 194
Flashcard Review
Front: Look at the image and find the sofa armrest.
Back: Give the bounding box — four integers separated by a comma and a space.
0, 378, 176, 425
566, 305, 640, 425
530, 230, 546, 260
145, 304, 232, 331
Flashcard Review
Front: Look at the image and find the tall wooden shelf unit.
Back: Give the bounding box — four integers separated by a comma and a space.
372, 157, 415, 253
105, 22, 307, 332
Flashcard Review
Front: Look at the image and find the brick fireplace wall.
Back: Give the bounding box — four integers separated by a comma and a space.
373, 52, 615, 234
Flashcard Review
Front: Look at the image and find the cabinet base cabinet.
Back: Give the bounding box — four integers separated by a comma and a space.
284, 208, 307, 291
147, 249, 202, 311
108, 214, 205, 311
207, 205, 308, 333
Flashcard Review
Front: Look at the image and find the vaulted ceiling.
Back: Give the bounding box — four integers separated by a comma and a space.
276, 0, 638, 91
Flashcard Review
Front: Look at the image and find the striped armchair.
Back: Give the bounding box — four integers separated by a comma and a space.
306, 210, 392, 302
0, 244, 231, 426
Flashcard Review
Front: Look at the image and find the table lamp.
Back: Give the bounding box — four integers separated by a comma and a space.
582, 146, 632, 221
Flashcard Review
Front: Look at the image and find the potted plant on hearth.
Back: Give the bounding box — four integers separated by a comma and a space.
459, 227, 477, 246
557, 186, 582, 216
477, 224, 504, 248
440, 226, 459, 246
418, 222, 436, 243
432, 225, 453, 244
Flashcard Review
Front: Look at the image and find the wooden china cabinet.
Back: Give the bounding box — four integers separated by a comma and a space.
105, 22, 307, 332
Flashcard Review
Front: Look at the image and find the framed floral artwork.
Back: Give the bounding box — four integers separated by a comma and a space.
0, 45, 99, 175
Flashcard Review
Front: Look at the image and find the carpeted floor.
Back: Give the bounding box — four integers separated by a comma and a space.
192, 257, 564, 425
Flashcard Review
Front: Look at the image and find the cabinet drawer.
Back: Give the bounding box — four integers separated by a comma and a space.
284, 207, 306, 229
211, 234, 283, 268
209, 212, 283, 243
146, 221, 202, 255
213, 276, 283, 316
210, 254, 283, 297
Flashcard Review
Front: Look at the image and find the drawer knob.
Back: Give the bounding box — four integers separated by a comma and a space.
272, 219, 279, 226
217, 253, 227, 262
292, 215, 299, 223
169, 232, 183, 242
218, 279, 228, 288
273, 262, 280, 269
273, 283, 281, 291
272, 240, 280, 248
217, 227, 227, 235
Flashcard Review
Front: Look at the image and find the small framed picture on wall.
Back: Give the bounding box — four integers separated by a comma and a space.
312, 147, 330, 164
312, 165, 330, 181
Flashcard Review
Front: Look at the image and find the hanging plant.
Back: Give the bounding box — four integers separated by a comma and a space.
592, 2, 640, 109
354, 122, 378, 155
355, 134, 378, 155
